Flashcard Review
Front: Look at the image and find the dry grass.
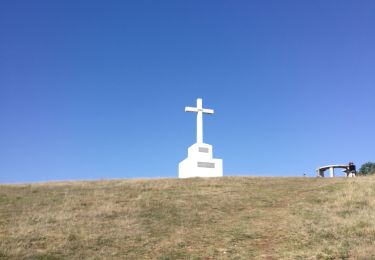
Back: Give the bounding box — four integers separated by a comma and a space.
1, 176, 375, 259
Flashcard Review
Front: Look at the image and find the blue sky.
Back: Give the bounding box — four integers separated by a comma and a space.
1, 1, 374, 183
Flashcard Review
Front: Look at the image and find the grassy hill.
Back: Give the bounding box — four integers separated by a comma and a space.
1, 176, 375, 259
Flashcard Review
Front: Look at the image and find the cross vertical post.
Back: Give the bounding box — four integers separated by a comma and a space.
196, 98, 203, 144
185, 98, 214, 144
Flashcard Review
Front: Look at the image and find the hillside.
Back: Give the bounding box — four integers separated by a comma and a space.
1, 176, 375, 259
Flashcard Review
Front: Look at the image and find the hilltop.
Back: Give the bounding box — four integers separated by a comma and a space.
1, 176, 375, 259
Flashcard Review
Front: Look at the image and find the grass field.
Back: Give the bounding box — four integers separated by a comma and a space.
1, 176, 375, 259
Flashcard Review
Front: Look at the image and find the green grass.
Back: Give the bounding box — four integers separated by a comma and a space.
1, 176, 375, 259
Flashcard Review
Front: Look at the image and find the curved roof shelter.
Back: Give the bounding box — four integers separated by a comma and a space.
316, 164, 349, 177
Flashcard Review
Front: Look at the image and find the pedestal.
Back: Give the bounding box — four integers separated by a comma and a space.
179, 143, 223, 178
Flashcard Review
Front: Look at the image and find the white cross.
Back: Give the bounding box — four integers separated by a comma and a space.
185, 98, 214, 144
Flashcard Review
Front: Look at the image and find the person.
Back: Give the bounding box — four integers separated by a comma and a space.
348, 162, 357, 177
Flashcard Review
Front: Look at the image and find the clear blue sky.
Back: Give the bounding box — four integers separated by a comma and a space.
1, 1, 374, 183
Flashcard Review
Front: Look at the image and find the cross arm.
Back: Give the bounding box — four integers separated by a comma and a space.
185, 106, 198, 112
185, 107, 214, 114
202, 108, 214, 114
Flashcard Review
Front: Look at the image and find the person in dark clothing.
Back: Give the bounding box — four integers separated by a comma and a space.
348, 162, 356, 174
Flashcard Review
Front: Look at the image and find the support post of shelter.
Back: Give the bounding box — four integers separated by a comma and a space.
329, 167, 334, 178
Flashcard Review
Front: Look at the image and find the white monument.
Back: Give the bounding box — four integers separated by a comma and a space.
179, 98, 223, 178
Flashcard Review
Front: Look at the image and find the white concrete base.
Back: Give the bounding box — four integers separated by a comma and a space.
179, 143, 223, 178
